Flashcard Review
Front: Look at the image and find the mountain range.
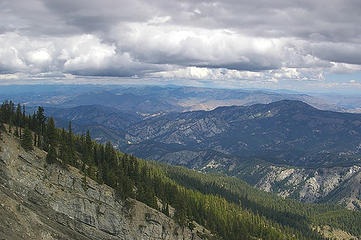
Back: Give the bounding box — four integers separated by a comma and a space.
38, 98, 361, 209
0, 85, 349, 113
122, 100, 361, 167
2, 85, 361, 208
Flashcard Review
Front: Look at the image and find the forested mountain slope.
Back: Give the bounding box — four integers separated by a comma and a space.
1, 100, 361, 239
27, 99, 361, 206
0, 131, 208, 240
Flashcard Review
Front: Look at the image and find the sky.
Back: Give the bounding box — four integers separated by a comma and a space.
0, 0, 361, 93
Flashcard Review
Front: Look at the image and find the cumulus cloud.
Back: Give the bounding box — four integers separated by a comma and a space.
0, 33, 164, 77
0, 0, 361, 90
113, 24, 287, 71
152, 66, 325, 83
329, 62, 361, 74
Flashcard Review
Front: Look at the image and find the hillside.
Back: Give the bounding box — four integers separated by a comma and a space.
2, 128, 361, 240
3, 100, 361, 239
0, 128, 210, 240
18, 99, 361, 206
25, 99, 361, 207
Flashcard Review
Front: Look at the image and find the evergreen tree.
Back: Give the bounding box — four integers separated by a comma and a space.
44, 117, 58, 164
67, 121, 74, 163
46, 145, 57, 164
15, 126, 19, 137
36, 106, 46, 147
15, 104, 22, 127
22, 105, 26, 126
21, 127, 33, 151
59, 128, 70, 167
45, 117, 57, 151
83, 130, 93, 165
174, 198, 187, 227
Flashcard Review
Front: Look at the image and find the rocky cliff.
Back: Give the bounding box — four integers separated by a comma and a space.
0, 131, 211, 240
251, 164, 361, 209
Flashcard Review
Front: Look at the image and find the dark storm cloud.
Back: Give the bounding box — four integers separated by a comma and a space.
311, 42, 361, 65
0, 0, 361, 80
32, 0, 361, 42
41, 0, 155, 33
169, 0, 361, 42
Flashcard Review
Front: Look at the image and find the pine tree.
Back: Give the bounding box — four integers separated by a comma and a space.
59, 128, 70, 168
15, 126, 19, 137
15, 104, 22, 127
44, 116, 58, 164
22, 105, 26, 127
46, 145, 57, 164
67, 121, 74, 163
45, 117, 57, 151
36, 106, 46, 147
83, 130, 93, 165
21, 127, 33, 151
174, 199, 187, 227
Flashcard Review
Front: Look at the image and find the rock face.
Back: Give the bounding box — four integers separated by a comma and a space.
252, 165, 361, 209
0, 132, 210, 240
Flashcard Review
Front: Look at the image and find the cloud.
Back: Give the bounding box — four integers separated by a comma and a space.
113, 24, 286, 71
0, 33, 164, 77
329, 62, 361, 74
152, 66, 325, 83
310, 42, 361, 65
0, 0, 361, 90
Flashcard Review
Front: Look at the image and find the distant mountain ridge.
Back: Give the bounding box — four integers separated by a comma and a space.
122, 100, 361, 167
2, 85, 346, 113
60, 87, 344, 113
45, 104, 141, 130
43, 105, 142, 147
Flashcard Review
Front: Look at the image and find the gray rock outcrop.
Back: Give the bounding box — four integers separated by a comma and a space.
0, 131, 211, 240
